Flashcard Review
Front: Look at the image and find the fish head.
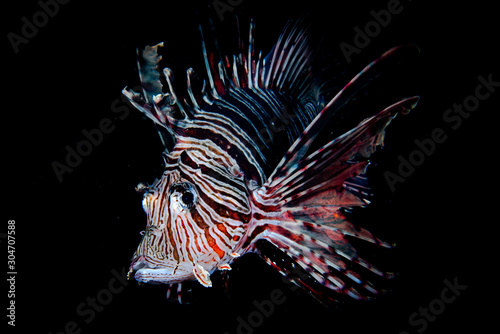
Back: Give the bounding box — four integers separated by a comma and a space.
129, 147, 250, 286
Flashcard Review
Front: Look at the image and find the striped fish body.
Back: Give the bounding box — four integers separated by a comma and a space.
124, 21, 419, 303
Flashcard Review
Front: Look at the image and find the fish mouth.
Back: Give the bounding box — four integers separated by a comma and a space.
129, 256, 191, 284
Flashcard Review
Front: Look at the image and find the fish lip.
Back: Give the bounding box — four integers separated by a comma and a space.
128, 256, 165, 282
134, 266, 190, 284
129, 257, 193, 284
135, 267, 175, 282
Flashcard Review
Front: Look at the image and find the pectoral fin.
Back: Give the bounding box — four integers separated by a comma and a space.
193, 264, 212, 287
218, 263, 232, 270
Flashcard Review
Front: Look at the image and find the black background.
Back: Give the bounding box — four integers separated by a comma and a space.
4, 0, 498, 333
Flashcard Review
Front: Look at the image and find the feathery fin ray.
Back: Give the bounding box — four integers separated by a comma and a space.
247, 78, 419, 303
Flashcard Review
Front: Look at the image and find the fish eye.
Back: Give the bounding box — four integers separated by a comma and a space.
181, 191, 194, 205
170, 182, 197, 210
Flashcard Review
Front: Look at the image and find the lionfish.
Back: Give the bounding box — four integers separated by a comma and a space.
123, 19, 419, 305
